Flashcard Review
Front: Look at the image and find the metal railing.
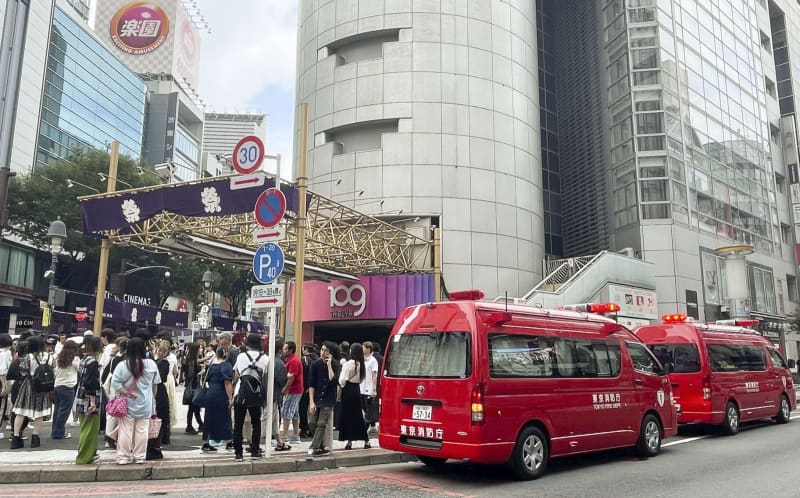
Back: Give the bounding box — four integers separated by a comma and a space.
523, 252, 606, 300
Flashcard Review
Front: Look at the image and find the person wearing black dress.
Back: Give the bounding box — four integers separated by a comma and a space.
153, 340, 171, 448
337, 343, 369, 450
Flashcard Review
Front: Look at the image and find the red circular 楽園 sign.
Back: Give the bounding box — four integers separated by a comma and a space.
75, 312, 87, 322
110, 2, 170, 55
232, 136, 266, 175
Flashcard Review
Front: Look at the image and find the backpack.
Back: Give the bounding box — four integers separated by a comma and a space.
272, 355, 287, 403
32, 354, 55, 393
236, 352, 265, 408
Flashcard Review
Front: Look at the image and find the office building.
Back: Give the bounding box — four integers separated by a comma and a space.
37, 6, 147, 166
94, 0, 206, 181
295, 0, 544, 298
202, 112, 267, 177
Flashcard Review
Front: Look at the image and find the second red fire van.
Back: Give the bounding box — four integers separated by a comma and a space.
379, 292, 678, 480
634, 315, 795, 434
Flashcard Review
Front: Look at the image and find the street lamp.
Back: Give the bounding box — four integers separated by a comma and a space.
46, 218, 67, 307
201, 270, 213, 329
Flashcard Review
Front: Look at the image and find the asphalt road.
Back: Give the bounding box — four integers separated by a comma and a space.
3, 414, 799, 497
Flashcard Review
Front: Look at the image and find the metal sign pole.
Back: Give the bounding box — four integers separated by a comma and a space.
93, 141, 119, 335
264, 306, 277, 457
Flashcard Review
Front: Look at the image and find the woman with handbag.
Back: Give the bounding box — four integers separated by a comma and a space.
181, 342, 203, 435
153, 340, 172, 446
110, 338, 160, 465
75, 336, 102, 464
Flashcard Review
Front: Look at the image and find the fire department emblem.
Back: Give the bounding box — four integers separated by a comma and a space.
416, 385, 424, 395
656, 389, 665, 407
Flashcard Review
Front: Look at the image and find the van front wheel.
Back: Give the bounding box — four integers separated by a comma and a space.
774, 395, 791, 424
635, 414, 662, 458
508, 426, 549, 480
722, 401, 740, 435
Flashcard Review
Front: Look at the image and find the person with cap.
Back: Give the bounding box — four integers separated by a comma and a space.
231, 334, 269, 461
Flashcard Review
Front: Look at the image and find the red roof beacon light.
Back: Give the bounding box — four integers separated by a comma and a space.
662, 313, 688, 323
588, 302, 621, 314
563, 303, 620, 314
448, 289, 486, 301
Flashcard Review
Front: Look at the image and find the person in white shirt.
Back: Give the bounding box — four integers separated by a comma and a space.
231, 334, 269, 461
361, 341, 380, 430
52, 340, 80, 439
99, 329, 117, 370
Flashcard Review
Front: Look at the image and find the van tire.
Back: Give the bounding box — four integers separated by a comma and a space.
508, 426, 548, 480
722, 401, 739, 435
417, 456, 447, 466
635, 413, 662, 458
774, 395, 791, 424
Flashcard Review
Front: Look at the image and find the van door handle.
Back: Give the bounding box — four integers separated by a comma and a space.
634, 379, 643, 385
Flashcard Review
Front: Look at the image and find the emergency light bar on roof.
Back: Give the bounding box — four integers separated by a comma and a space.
561, 303, 620, 314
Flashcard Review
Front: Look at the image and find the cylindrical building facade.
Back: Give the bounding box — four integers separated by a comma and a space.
295, 0, 543, 297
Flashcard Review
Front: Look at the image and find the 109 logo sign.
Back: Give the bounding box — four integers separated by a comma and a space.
328, 284, 366, 318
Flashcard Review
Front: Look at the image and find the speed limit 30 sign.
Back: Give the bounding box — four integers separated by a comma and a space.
232, 135, 265, 175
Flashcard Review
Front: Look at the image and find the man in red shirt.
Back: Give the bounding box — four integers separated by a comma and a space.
280, 341, 304, 444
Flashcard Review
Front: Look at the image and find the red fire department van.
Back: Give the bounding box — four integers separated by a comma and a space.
634, 315, 795, 434
379, 292, 678, 480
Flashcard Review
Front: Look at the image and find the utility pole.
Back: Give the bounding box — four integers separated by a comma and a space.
93, 141, 119, 335
293, 103, 309, 344
0, 1, 30, 239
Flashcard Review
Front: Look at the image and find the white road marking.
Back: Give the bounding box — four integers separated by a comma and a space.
662, 436, 709, 447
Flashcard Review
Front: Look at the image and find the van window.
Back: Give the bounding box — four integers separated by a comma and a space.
385, 332, 471, 378
707, 344, 767, 372
488, 334, 621, 378
649, 344, 701, 373
767, 348, 787, 369
626, 342, 660, 374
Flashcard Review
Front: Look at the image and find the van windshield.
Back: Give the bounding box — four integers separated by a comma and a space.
385, 331, 471, 378
648, 344, 701, 373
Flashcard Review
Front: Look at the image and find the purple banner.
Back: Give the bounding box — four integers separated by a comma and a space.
89, 298, 189, 328
81, 177, 303, 235
213, 316, 265, 333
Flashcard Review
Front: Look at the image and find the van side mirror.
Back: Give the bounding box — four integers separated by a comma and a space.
788, 359, 796, 369
662, 362, 674, 374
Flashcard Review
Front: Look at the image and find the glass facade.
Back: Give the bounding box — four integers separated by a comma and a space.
538, 0, 563, 257
605, 0, 779, 255
37, 7, 146, 167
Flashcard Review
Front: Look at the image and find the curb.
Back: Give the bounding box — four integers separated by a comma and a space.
0, 450, 418, 484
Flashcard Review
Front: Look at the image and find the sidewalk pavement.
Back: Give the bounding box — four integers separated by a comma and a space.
0, 387, 415, 484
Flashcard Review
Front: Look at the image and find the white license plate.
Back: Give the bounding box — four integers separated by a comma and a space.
412, 405, 432, 420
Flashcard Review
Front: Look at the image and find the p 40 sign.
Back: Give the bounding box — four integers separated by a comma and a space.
252, 242, 284, 284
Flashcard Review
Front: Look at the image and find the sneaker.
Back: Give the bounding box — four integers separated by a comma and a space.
185, 427, 198, 435
0, 432, 4, 440
132, 458, 145, 464
225, 441, 234, 451
9, 436, 23, 450
313, 448, 330, 457
115, 458, 130, 465
289, 435, 301, 444
64, 433, 72, 439
201, 443, 218, 453
250, 449, 264, 459
305, 449, 314, 461
234, 454, 244, 462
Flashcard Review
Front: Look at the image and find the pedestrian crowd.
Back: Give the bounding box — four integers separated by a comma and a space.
0, 328, 383, 465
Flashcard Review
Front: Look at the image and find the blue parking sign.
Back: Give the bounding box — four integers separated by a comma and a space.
252, 242, 284, 284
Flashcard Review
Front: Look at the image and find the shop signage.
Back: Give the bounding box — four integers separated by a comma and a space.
110, 2, 170, 55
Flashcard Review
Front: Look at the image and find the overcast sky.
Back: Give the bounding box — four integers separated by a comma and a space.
196, 0, 298, 177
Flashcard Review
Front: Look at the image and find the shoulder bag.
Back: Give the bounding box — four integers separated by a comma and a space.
191, 365, 210, 408
106, 375, 139, 418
